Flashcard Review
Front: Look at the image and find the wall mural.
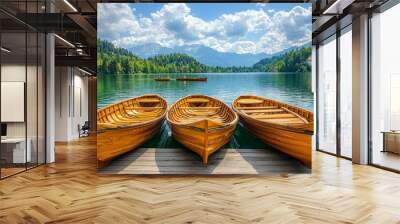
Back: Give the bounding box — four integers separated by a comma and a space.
96, 3, 314, 174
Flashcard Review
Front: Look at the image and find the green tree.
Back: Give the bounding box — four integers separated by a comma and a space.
97, 39, 311, 75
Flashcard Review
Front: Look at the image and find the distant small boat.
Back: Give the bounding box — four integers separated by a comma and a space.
167, 95, 238, 164
97, 94, 167, 167
176, 77, 207, 82
154, 77, 171, 81
232, 95, 314, 167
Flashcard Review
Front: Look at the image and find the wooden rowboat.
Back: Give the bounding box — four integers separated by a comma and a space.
176, 77, 207, 82
232, 95, 314, 167
97, 94, 167, 167
167, 95, 238, 164
154, 77, 171, 81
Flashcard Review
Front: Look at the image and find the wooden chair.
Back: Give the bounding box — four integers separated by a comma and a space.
78, 121, 90, 138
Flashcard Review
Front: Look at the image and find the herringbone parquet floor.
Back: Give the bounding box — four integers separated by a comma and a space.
1, 137, 400, 223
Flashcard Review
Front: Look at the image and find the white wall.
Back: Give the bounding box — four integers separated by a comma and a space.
1, 63, 46, 164
1, 64, 27, 138
72, 72, 89, 138
55, 67, 69, 140
312, 45, 317, 151
54, 67, 89, 141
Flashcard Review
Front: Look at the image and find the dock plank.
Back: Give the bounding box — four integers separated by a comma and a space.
98, 147, 309, 175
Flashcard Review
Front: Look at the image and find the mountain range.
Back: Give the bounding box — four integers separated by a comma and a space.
97, 39, 312, 75
127, 43, 306, 67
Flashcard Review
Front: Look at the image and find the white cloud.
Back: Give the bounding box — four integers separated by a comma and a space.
231, 41, 257, 54
272, 6, 311, 40
258, 32, 288, 54
98, 3, 311, 54
216, 9, 272, 36
98, 4, 139, 40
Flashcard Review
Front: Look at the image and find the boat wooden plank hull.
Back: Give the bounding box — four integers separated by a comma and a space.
233, 95, 314, 167
154, 77, 170, 81
167, 95, 238, 164
97, 94, 167, 167
170, 122, 236, 154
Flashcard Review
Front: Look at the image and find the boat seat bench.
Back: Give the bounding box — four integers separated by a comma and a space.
180, 106, 220, 109
250, 113, 295, 119
125, 106, 164, 110
137, 99, 160, 103
236, 99, 263, 105
236, 106, 278, 110
259, 117, 307, 124
186, 98, 210, 104
241, 109, 284, 114
182, 118, 226, 124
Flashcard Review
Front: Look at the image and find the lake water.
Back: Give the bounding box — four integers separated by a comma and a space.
97, 72, 313, 149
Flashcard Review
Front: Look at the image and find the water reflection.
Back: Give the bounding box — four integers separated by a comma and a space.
98, 72, 313, 110
97, 72, 313, 149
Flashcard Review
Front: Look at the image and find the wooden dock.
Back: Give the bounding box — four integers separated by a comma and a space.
98, 148, 309, 175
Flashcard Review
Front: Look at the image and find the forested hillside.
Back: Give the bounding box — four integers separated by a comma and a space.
97, 39, 311, 75
253, 47, 311, 73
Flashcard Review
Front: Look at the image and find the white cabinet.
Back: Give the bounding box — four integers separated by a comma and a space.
1, 138, 32, 163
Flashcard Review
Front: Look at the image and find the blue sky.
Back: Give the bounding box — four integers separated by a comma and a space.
98, 3, 311, 54
132, 3, 298, 21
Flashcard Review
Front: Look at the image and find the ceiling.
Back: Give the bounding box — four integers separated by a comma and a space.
1, 0, 98, 73
0, 0, 394, 74
311, 0, 390, 44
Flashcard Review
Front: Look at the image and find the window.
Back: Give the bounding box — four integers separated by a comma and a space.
317, 35, 337, 154
370, 3, 400, 171
0, 2, 46, 179
339, 26, 352, 158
